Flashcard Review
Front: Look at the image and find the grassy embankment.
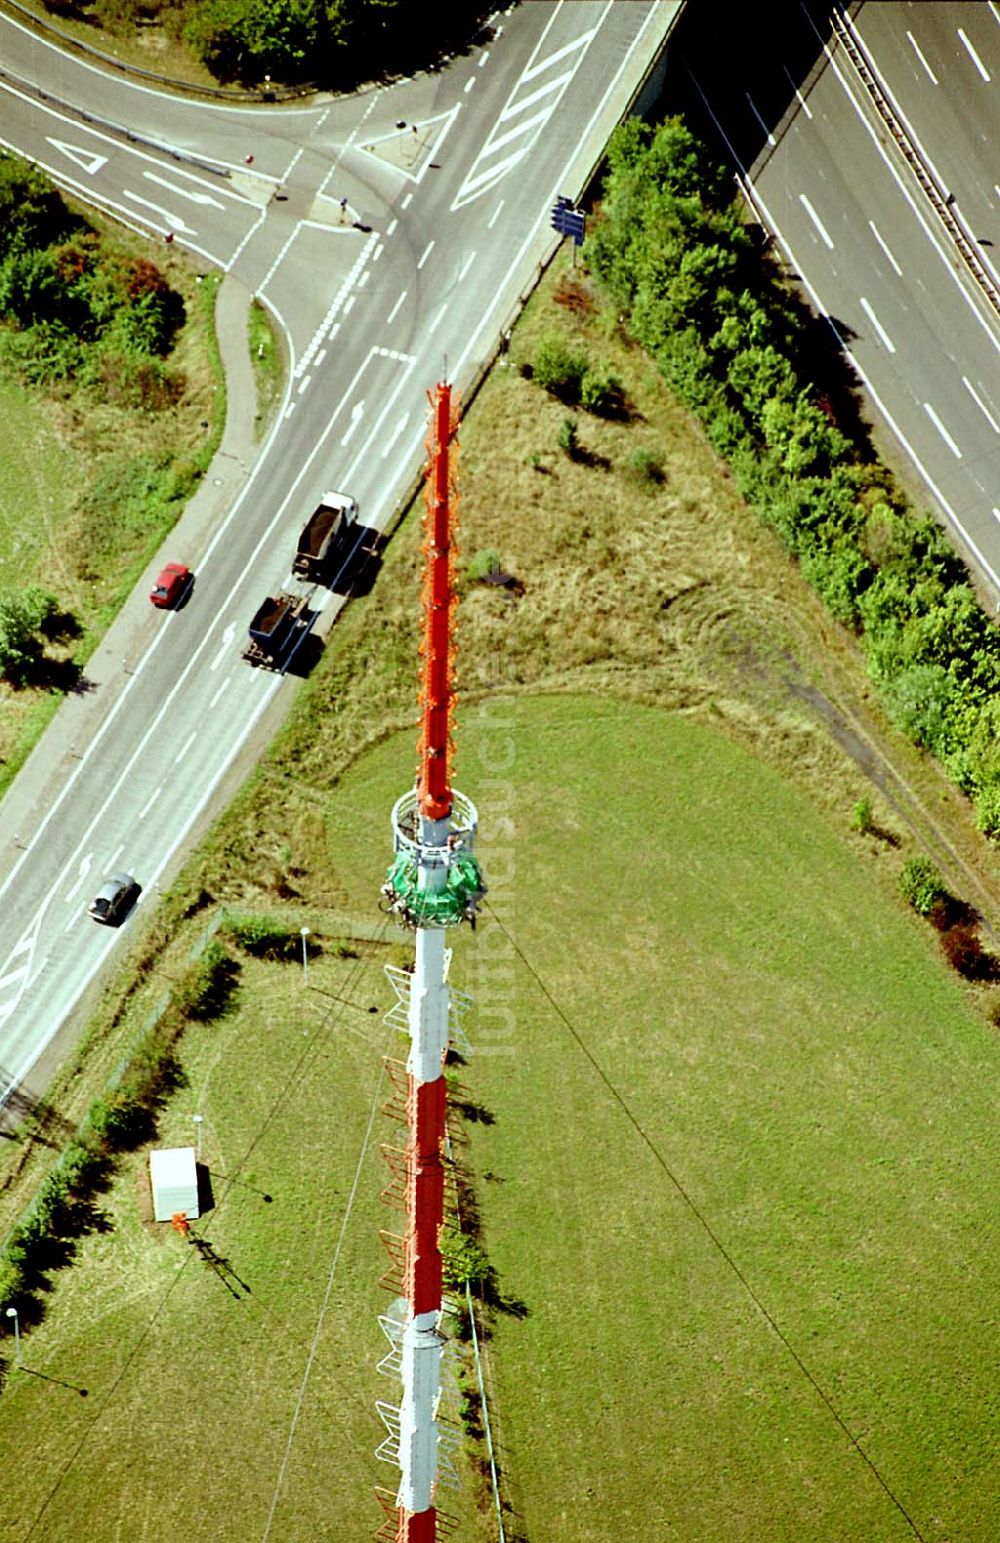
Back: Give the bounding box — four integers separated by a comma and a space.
2, 250, 1000, 1540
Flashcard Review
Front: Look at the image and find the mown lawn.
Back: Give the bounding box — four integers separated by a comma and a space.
323, 695, 1000, 1543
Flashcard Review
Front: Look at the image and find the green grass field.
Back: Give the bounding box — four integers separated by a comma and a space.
325, 696, 1000, 1542
9, 698, 998, 1540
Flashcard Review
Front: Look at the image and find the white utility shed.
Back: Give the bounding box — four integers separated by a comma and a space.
149, 1146, 199, 1222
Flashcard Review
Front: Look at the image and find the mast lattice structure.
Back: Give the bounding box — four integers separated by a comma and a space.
375, 383, 485, 1543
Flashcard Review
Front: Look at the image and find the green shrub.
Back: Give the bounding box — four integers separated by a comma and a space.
0, 1255, 24, 1313
227, 915, 303, 962
851, 798, 873, 834
623, 447, 665, 489
441, 1232, 496, 1294
557, 417, 580, 459
173, 940, 239, 1019
533, 333, 587, 403
898, 856, 947, 916
466, 549, 503, 584
579, 368, 620, 416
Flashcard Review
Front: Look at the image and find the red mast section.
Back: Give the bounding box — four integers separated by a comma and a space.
417, 383, 457, 823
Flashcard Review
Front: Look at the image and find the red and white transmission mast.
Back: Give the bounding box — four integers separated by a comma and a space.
375, 383, 485, 1543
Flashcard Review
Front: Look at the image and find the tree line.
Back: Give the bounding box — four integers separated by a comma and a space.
42, 0, 489, 89
584, 117, 1000, 841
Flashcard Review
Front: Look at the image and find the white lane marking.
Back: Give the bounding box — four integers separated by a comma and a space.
482, 106, 551, 158
45, 137, 107, 174
429, 302, 447, 332
284, 402, 297, 420
292, 230, 377, 379
386, 219, 398, 236
499, 72, 573, 122
859, 296, 896, 353
174, 732, 197, 765
313, 349, 326, 371
684, 69, 1000, 609
210, 623, 236, 672
417, 240, 435, 269
479, 49, 489, 66
799, 193, 834, 248
373, 243, 384, 262
464, 78, 476, 95
10, 936, 32, 959
328, 322, 341, 342
298, 375, 311, 395
381, 411, 411, 459
459, 250, 476, 282
387, 290, 407, 325
962, 376, 1000, 433
108, 843, 124, 868
63, 854, 93, 907
811, 20, 1000, 357
868, 220, 902, 276
401, 192, 413, 210
0, 965, 29, 992
121, 190, 194, 233
144, 171, 224, 208
924, 402, 963, 458
745, 93, 777, 147
785, 69, 813, 119
341, 400, 366, 447
344, 295, 356, 315
522, 29, 595, 83
993, 508, 1000, 526
906, 30, 938, 84
488, 199, 505, 230
958, 27, 991, 81
138, 786, 162, 821
208, 678, 230, 711
359, 271, 370, 288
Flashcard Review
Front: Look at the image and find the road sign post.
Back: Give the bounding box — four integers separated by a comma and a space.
550, 196, 586, 265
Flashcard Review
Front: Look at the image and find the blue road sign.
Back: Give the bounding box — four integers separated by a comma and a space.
550, 197, 586, 247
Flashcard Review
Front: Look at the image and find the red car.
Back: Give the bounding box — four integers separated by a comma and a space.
150, 562, 191, 609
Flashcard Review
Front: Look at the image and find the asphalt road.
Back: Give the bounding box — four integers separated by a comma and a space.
667, 0, 1000, 599
0, 2, 679, 1109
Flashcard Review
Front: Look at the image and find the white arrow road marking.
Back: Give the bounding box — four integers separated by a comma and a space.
121, 190, 195, 233
341, 400, 366, 447
381, 411, 411, 459
210, 623, 236, 672
63, 853, 93, 907
46, 137, 107, 175
10, 934, 33, 958
0, 964, 29, 992
144, 171, 225, 209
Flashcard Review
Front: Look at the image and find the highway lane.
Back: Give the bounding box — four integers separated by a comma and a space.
853, 0, 1000, 293
672, 2, 1000, 600
0, 0, 676, 1105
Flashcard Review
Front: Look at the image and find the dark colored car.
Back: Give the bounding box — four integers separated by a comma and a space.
150, 562, 191, 608
88, 873, 141, 925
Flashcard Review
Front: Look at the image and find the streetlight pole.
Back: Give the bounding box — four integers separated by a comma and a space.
6, 1306, 21, 1368
192, 1114, 203, 1162
300, 927, 310, 987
